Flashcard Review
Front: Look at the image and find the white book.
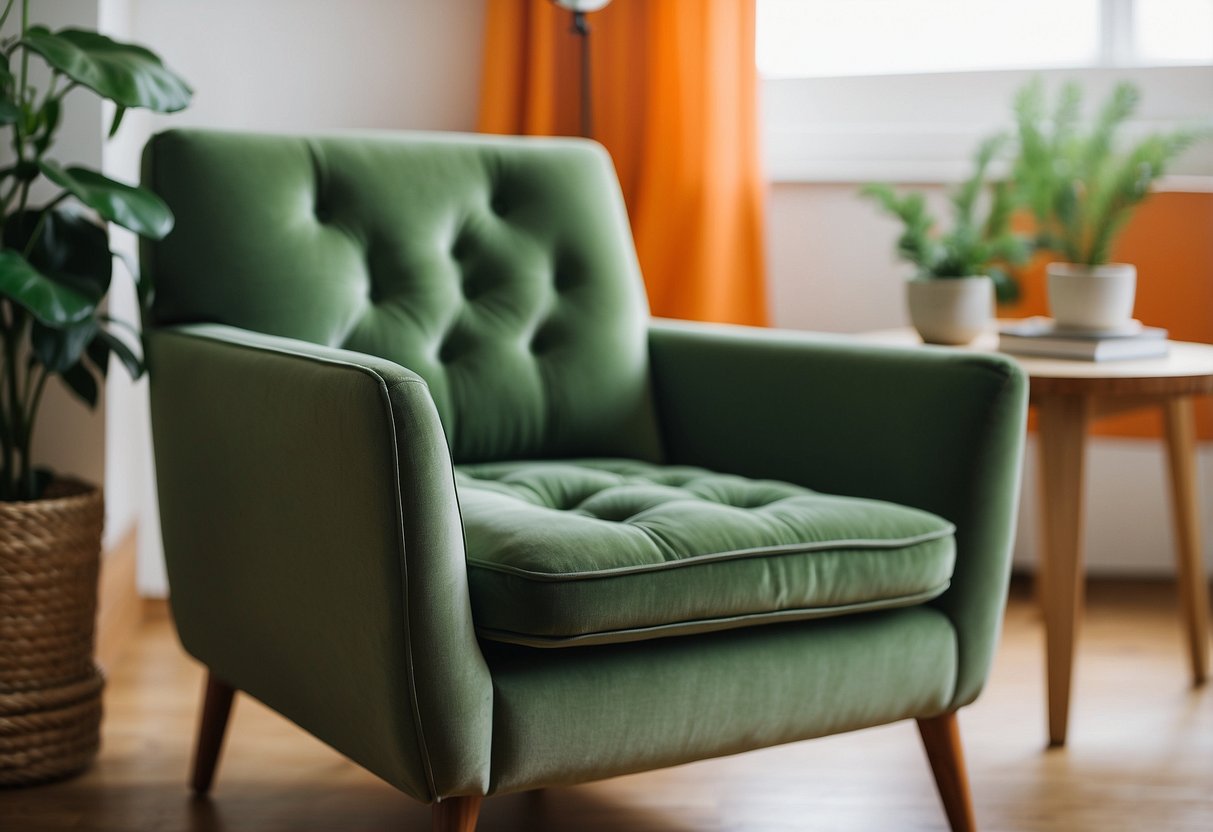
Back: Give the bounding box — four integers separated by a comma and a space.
998, 318, 1170, 362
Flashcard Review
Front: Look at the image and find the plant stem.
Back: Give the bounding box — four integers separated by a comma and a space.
16, 176, 28, 214
0, 307, 10, 498
18, 0, 27, 96
0, 176, 20, 213
18, 362, 45, 495
0, 315, 19, 497
0, 0, 16, 33
20, 191, 66, 257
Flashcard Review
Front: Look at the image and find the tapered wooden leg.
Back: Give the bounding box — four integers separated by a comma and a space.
917, 712, 977, 832
191, 672, 236, 796
432, 795, 482, 832
1162, 396, 1211, 686
1037, 394, 1089, 747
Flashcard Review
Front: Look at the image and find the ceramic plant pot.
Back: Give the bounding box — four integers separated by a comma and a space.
906, 276, 993, 346
1047, 262, 1137, 330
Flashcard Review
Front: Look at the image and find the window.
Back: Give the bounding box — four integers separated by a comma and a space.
758, 0, 1213, 183
758, 0, 1101, 79
1136, 0, 1213, 64
758, 0, 1213, 79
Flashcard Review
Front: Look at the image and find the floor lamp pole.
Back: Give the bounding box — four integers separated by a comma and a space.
571, 10, 592, 138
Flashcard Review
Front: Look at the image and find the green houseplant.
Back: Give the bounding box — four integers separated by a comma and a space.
1013, 79, 1207, 330
863, 134, 1029, 345
0, 0, 190, 786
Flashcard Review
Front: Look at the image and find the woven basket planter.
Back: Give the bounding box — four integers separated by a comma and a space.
0, 480, 105, 787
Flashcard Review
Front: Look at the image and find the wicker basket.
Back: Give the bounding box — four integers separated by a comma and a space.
0, 480, 104, 787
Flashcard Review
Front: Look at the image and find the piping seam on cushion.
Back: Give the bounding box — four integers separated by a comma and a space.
475, 581, 952, 647
465, 527, 955, 581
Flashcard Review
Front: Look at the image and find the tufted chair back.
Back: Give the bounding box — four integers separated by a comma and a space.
142, 130, 664, 464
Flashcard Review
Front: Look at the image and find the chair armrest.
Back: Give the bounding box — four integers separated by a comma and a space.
147, 323, 491, 801
648, 319, 1028, 710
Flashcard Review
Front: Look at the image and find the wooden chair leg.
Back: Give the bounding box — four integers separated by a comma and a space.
432, 795, 482, 832
191, 672, 237, 796
917, 712, 977, 832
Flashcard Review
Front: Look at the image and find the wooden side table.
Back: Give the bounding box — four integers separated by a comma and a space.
859, 330, 1213, 746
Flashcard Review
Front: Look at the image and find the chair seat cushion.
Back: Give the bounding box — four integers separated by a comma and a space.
456, 459, 955, 647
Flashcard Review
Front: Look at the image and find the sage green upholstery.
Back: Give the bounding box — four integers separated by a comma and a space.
143, 129, 661, 464
144, 129, 1028, 807
458, 459, 955, 646
486, 605, 957, 793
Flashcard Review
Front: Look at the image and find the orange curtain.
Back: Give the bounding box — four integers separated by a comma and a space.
478, 0, 768, 326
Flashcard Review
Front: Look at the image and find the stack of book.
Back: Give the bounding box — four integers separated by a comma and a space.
998, 317, 1170, 361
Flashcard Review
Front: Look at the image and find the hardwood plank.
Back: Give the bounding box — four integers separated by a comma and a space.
0, 579, 1209, 832
95, 524, 140, 673
433, 795, 482, 832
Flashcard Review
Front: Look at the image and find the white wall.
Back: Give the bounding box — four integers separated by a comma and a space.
127, 0, 486, 136
765, 181, 1213, 575
107, 0, 486, 595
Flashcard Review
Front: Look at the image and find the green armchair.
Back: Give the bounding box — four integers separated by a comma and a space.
143, 130, 1027, 832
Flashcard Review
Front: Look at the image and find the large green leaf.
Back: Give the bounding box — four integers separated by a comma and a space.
95, 327, 143, 379
85, 333, 110, 379
59, 360, 98, 409
32, 318, 98, 373
3, 207, 112, 302
39, 162, 174, 239
21, 27, 192, 113
0, 250, 93, 326
0, 97, 20, 126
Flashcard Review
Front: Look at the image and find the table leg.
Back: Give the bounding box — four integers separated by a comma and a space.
1037, 395, 1089, 747
1162, 396, 1211, 686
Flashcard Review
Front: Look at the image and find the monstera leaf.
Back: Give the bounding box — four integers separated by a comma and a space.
0, 98, 20, 126
31, 318, 98, 374
4, 206, 113, 303
0, 251, 94, 327
94, 328, 143, 379
21, 27, 192, 113
39, 162, 174, 239
59, 359, 98, 408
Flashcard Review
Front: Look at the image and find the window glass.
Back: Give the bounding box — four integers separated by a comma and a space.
756, 0, 1101, 78
1135, 0, 1213, 64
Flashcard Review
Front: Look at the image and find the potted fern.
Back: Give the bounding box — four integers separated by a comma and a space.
862, 134, 1028, 345
0, 0, 190, 785
1014, 80, 1206, 331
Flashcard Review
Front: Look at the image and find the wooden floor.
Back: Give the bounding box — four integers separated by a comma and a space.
1, 578, 1210, 832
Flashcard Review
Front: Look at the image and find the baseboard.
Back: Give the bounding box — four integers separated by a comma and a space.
96, 525, 141, 672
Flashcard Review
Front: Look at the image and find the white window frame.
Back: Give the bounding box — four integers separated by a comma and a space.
760, 0, 1213, 185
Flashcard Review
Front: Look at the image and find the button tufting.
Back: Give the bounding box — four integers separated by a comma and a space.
552, 255, 580, 292
530, 323, 560, 354
462, 274, 488, 301
489, 195, 508, 216
314, 203, 332, 223
439, 328, 472, 364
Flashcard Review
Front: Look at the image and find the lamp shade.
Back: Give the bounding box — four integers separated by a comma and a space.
550, 0, 611, 11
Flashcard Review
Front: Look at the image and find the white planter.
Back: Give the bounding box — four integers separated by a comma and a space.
1047, 262, 1137, 330
906, 276, 993, 346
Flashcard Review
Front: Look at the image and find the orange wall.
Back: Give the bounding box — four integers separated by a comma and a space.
1006, 191, 1213, 440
